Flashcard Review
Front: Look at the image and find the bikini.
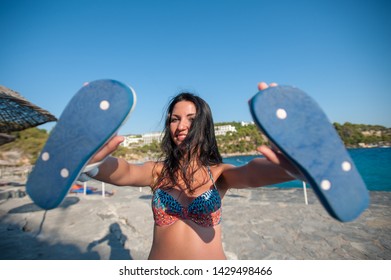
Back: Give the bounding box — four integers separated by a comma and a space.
151, 167, 222, 227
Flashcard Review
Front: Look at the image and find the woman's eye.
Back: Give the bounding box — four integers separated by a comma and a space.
170, 118, 179, 123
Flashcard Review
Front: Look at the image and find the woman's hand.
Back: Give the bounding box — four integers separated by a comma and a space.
89, 135, 124, 164
256, 145, 292, 172
257, 81, 278, 91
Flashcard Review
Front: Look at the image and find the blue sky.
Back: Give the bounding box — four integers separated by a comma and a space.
1, 0, 390, 134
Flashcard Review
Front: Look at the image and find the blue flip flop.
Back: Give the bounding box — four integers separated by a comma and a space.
249, 85, 369, 222
26, 79, 136, 210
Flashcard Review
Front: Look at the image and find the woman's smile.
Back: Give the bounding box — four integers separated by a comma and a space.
170, 101, 196, 145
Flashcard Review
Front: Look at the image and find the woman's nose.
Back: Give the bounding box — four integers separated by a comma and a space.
178, 119, 189, 130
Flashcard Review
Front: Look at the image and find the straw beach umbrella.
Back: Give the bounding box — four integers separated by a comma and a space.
0, 85, 57, 145
0, 85, 57, 133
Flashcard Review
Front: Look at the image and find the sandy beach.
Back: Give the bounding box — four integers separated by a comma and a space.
0, 179, 390, 260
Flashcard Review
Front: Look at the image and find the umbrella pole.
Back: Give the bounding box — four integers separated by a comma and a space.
303, 181, 308, 205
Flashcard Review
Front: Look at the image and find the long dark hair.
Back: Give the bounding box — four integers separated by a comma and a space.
153, 92, 222, 193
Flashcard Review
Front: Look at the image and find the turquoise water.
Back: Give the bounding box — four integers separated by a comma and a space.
223, 147, 391, 191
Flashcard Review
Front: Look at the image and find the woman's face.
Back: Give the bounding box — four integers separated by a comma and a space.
169, 101, 196, 146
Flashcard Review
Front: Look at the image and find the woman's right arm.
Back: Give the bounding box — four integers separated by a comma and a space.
87, 135, 156, 187
94, 157, 156, 187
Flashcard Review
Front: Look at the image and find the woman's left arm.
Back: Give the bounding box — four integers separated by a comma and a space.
220, 145, 297, 189
221, 158, 293, 189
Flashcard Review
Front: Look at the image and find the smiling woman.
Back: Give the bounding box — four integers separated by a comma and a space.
90, 83, 295, 259
169, 100, 196, 145
158, 93, 223, 194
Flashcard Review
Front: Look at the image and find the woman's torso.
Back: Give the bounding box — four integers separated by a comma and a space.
148, 164, 229, 260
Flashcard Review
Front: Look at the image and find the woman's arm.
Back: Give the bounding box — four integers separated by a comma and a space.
220, 144, 300, 189
94, 157, 156, 187
85, 135, 157, 187
221, 157, 293, 189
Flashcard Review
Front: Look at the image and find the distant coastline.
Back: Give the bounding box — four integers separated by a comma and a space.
0, 122, 390, 166
221, 144, 391, 159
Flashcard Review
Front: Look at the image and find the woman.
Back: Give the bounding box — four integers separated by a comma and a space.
89, 82, 295, 259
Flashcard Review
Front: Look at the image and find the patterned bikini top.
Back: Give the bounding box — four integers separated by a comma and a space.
151, 167, 222, 227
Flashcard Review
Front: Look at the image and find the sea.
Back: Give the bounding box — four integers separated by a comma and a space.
223, 147, 391, 191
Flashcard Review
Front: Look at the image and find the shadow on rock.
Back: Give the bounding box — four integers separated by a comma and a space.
0, 219, 101, 260
139, 195, 152, 200
88, 222, 132, 260
8, 197, 80, 214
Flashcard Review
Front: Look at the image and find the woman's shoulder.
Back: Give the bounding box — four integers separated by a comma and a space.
141, 160, 164, 175
138, 160, 163, 168
210, 163, 236, 173
210, 163, 236, 192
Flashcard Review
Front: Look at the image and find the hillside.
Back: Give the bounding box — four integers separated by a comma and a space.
216, 121, 391, 155
1, 122, 390, 165
0, 128, 48, 165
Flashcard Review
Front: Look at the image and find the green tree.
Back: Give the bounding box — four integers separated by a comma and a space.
0, 127, 49, 164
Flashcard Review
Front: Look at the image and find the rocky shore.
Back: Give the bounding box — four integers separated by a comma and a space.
0, 179, 390, 260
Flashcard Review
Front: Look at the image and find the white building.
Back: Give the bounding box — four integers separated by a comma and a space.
122, 132, 163, 147
241, 121, 254, 126
122, 135, 142, 147
123, 123, 246, 146
142, 132, 163, 145
214, 125, 237, 136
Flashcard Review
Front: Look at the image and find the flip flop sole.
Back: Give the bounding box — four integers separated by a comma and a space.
249, 86, 369, 222
26, 79, 136, 209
